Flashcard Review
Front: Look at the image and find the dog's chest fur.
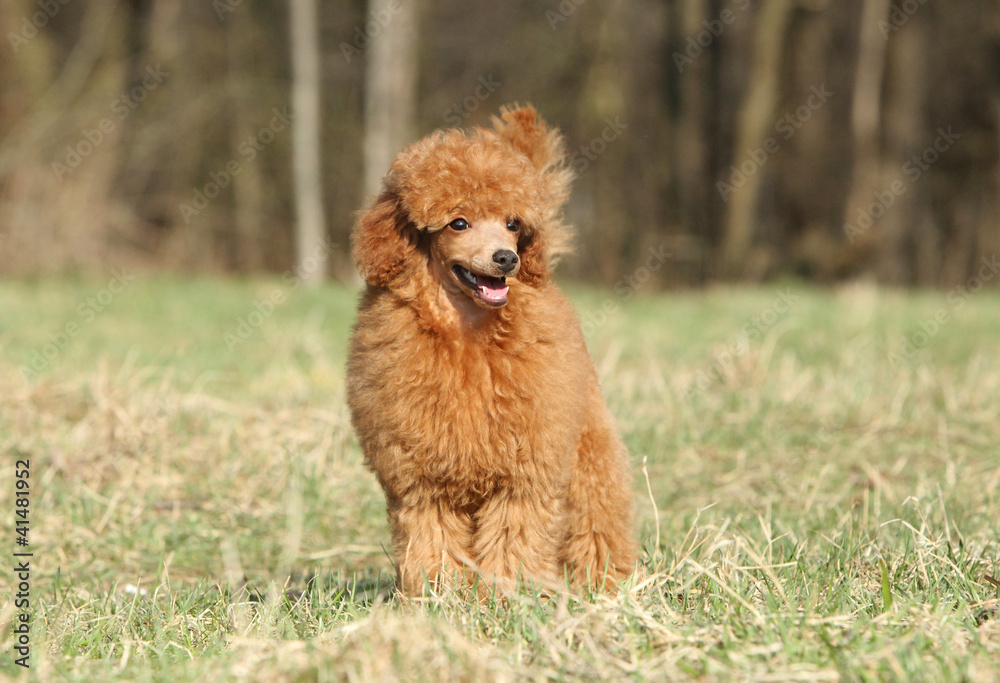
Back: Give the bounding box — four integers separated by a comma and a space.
348, 288, 590, 506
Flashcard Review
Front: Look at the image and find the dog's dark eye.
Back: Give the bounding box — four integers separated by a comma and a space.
506, 219, 521, 232
449, 218, 469, 231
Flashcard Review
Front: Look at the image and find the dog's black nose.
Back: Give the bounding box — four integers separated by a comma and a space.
492, 250, 519, 273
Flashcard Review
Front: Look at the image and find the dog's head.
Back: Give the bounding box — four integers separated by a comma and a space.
352, 104, 573, 309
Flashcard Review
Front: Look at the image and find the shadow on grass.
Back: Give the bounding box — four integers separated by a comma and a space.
227, 570, 397, 608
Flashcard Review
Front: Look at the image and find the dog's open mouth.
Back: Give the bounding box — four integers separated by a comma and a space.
453, 265, 509, 306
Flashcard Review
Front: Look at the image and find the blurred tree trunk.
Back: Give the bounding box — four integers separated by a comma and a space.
0, 0, 113, 177
719, 0, 794, 278
774, 6, 859, 281
840, 0, 891, 264
123, 0, 154, 92
877, 13, 929, 284
290, 0, 327, 284
227, 7, 265, 270
675, 0, 711, 281
992, 69, 1000, 261
624, 1, 671, 281
363, 0, 418, 201
579, 0, 631, 283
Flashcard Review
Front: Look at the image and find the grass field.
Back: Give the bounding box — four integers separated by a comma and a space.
1, 275, 999, 681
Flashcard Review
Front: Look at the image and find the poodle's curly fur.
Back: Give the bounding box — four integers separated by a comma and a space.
347, 104, 637, 596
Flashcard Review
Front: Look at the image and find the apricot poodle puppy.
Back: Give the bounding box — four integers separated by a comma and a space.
347, 104, 636, 596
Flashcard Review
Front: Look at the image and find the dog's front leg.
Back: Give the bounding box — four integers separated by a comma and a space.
472, 489, 562, 593
389, 496, 475, 596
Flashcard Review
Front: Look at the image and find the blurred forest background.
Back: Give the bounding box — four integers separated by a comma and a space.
1, 0, 998, 287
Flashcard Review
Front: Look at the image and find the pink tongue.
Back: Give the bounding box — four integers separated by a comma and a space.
476, 275, 509, 303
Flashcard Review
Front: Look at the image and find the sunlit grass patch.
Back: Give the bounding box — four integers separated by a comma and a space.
1, 276, 998, 680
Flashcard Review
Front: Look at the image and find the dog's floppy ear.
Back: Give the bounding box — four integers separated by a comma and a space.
517, 231, 551, 287
351, 192, 418, 288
